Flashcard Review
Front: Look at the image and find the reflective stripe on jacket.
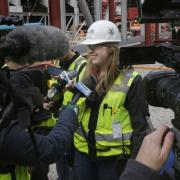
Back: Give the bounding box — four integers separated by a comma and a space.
63, 56, 86, 106
74, 69, 139, 157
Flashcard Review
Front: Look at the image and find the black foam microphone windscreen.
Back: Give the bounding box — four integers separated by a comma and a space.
1, 25, 70, 64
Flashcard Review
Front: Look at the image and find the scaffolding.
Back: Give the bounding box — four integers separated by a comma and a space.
0, 0, 171, 53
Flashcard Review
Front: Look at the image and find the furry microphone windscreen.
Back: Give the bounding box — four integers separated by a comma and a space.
3, 25, 70, 64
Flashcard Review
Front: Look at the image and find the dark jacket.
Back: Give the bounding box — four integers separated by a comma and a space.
119, 159, 175, 180
125, 75, 149, 158
0, 108, 78, 166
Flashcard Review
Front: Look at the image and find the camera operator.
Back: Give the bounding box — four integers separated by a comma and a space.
0, 25, 79, 180
119, 125, 175, 180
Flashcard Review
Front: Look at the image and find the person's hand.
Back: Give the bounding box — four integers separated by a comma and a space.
65, 79, 75, 90
43, 97, 54, 110
136, 124, 174, 171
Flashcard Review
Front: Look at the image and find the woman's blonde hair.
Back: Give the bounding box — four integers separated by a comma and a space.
86, 43, 120, 95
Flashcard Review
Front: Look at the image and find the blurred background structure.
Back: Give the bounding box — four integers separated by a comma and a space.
0, 0, 172, 54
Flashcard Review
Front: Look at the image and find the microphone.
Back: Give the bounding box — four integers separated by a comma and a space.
0, 25, 70, 64
47, 69, 77, 102
59, 70, 77, 83
47, 65, 77, 83
70, 76, 97, 105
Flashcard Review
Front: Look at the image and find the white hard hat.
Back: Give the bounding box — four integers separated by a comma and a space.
81, 20, 121, 45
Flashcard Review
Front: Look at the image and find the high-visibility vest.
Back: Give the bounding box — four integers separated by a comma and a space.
74, 69, 139, 157
0, 166, 30, 180
63, 55, 87, 106
40, 55, 86, 125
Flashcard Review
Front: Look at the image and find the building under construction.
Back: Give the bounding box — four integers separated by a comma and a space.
0, 1, 179, 179
0, 0, 172, 52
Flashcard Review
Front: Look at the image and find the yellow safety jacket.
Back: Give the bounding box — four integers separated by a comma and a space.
39, 55, 86, 126
74, 69, 139, 157
63, 56, 87, 106
0, 166, 30, 180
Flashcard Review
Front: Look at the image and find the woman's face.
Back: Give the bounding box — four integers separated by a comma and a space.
88, 44, 112, 69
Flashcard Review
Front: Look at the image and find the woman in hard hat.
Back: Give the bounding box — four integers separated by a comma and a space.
73, 20, 149, 180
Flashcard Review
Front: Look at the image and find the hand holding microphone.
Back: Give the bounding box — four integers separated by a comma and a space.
43, 67, 78, 111
46, 66, 77, 101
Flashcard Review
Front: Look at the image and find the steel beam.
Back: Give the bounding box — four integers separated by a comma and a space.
49, 0, 61, 27
77, 0, 93, 27
155, 23, 159, 42
94, 0, 102, 20
67, 0, 80, 32
60, 0, 66, 31
121, 0, 127, 40
145, 24, 152, 45
0, 0, 9, 16
108, 0, 115, 22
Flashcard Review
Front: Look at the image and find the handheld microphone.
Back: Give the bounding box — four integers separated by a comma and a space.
59, 70, 77, 83
47, 68, 77, 102
47, 65, 77, 80
71, 76, 97, 105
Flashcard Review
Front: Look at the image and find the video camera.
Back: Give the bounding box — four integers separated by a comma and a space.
120, 0, 180, 176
